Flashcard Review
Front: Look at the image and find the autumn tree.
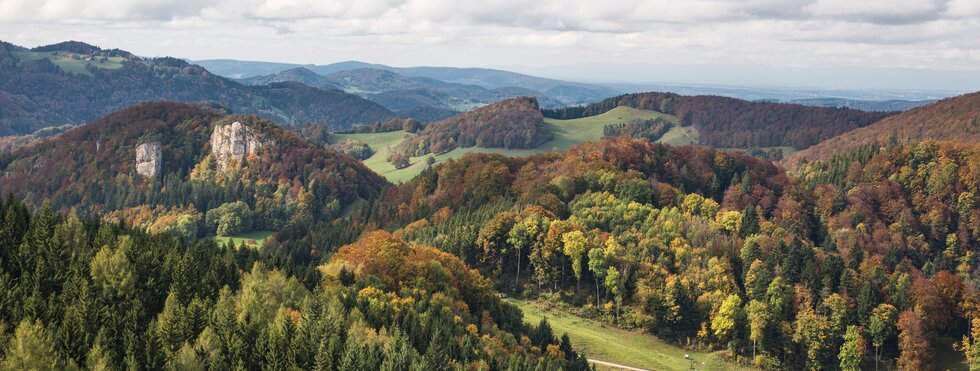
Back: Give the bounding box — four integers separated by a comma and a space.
897, 310, 928, 371
746, 299, 769, 360
562, 230, 589, 290
587, 247, 607, 307
711, 294, 743, 344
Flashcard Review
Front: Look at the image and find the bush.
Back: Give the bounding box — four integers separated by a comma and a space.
205, 201, 253, 236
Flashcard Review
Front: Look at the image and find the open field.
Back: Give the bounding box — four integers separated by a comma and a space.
509, 298, 752, 371
346, 107, 695, 183
213, 230, 276, 248
13, 51, 126, 75
541, 106, 679, 151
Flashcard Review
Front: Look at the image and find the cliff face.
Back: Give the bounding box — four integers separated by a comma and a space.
210, 121, 266, 170
135, 142, 162, 179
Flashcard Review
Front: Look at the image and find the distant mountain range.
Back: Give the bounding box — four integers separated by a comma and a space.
237, 66, 566, 121
196, 59, 621, 107
787, 98, 936, 112
0, 41, 396, 135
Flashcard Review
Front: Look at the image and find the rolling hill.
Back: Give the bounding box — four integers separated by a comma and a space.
236, 66, 338, 91
0, 41, 396, 135
340, 105, 686, 183
544, 92, 893, 150
789, 90, 980, 166
387, 97, 551, 164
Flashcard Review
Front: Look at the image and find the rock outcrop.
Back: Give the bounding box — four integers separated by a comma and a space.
135, 142, 162, 179
210, 121, 266, 170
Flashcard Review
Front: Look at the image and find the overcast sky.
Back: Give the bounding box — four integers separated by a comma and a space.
2, 0, 980, 91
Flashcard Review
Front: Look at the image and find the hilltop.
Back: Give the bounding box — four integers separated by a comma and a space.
386, 97, 550, 167
789, 91, 980, 165
0, 41, 396, 135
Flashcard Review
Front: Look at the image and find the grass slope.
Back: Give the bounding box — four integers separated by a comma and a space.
13, 51, 125, 75
333, 130, 418, 182
351, 107, 695, 183
510, 298, 752, 371
213, 230, 276, 248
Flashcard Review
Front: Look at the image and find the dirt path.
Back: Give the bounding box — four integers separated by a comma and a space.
588, 358, 652, 371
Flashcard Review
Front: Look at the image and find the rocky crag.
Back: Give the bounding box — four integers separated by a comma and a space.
210, 121, 267, 170
135, 142, 162, 179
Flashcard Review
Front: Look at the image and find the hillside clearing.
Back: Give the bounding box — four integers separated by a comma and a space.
13, 51, 126, 75
509, 298, 752, 371
350, 107, 694, 183
213, 230, 276, 248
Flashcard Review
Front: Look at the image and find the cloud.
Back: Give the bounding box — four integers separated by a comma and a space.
0, 0, 978, 81
803, 0, 948, 24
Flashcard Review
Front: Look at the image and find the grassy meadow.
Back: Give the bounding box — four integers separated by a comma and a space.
13, 51, 126, 75
213, 230, 276, 249
341, 107, 698, 183
509, 298, 753, 371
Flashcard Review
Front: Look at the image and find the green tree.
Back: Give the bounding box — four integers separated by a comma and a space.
794, 294, 831, 370
586, 247, 607, 307
869, 304, 897, 371
711, 294, 743, 342
85, 343, 113, 371
89, 236, 135, 298
507, 216, 542, 288
746, 299, 769, 360
562, 230, 588, 290
1, 319, 75, 370
380, 327, 416, 371
740, 205, 760, 237
839, 325, 866, 371
604, 266, 623, 322
744, 259, 771, 301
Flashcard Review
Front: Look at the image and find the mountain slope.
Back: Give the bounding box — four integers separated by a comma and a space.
0, 41, 396, 135
0, 101, 386, 236
789, 91, 980, 165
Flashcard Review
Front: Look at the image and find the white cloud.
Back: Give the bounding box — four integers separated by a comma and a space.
0, 0, 978, 87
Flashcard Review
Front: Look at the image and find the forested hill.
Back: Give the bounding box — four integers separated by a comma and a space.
789, 90, 980, 166
0, 198, 591, 370
543, 92, 892, 149
325, 136, 979, 370
0, 101, 386, 240
387, 96, 551, 167
0, 41, 396, 135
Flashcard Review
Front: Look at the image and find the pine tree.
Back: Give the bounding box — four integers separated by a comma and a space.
1, 319, 74, 370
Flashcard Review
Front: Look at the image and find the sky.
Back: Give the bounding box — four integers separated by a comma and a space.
2, 0, 980, 91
